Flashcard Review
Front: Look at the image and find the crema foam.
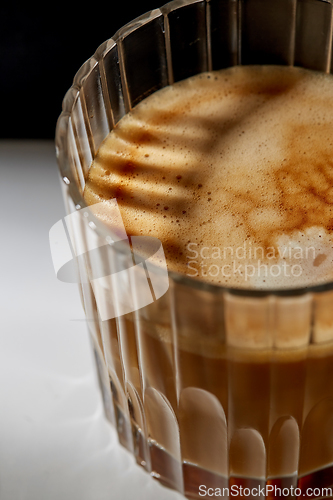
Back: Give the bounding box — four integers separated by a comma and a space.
84, 65, 333, 289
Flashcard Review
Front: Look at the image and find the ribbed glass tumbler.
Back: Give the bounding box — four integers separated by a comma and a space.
56, 0, 333, 498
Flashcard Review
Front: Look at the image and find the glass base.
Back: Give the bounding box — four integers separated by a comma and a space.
110, 402, 333, 499
92, 346, 333, 499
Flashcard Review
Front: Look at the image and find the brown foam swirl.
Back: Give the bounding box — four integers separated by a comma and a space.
220, 121, 333, 250
84, 65, 333, 288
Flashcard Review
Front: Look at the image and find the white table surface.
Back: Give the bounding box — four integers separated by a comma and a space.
0, 140, 183, 500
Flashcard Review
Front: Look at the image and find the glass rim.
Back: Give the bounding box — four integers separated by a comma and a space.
55, 0, 333, 298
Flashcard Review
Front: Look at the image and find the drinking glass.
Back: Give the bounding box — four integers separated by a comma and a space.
55, 0, 333, 497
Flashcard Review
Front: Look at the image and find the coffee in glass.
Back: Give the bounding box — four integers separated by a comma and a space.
56, 0, 333, 497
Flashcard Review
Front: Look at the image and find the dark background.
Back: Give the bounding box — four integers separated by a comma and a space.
1, 1, 159, 139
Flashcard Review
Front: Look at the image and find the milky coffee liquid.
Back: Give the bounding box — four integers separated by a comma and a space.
84, 66, 333, 496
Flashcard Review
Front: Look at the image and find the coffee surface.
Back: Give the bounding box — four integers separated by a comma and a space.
84, 65, 333, 289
